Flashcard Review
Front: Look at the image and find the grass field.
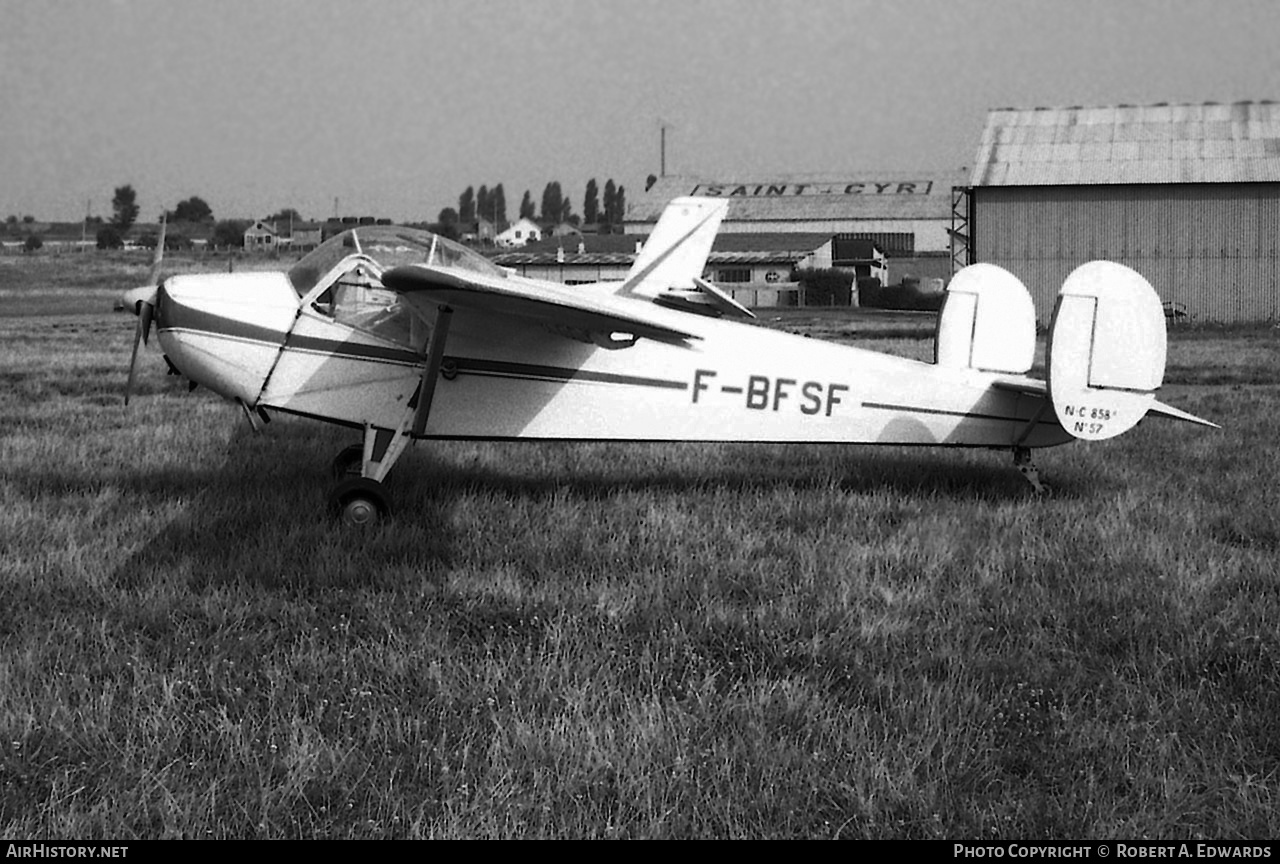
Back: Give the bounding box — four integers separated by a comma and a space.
1, 255, 1278, 838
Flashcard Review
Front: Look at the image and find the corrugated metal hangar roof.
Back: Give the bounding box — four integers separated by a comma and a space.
628, 172, 964, 224
971, 101, 1280, 186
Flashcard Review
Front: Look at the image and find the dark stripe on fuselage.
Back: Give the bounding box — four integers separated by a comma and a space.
157, 299, 287, 348
862, 401, 1060, 426
159, 300, 688, 388
284, 334, 422, 365
158, 302, 424, 365
447, 356, 689, 391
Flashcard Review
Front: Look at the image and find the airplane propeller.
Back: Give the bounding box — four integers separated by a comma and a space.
124, 217, 166, 405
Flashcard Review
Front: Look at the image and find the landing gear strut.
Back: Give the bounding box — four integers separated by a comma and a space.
326, 305, 453, 526
1013, 447, 1049, 495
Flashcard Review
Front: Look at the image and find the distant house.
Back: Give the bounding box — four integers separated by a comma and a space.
244, 219, 323, 252
244, 220, 279, 252
461, 217, 499, 245
494, 217, 542, 248
21, 221, 93, 251
280, 220, 323, 250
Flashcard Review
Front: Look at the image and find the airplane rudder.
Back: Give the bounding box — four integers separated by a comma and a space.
1047, 261, 1167, 440
620, 196, 728, 297
934, 263, 1035, 373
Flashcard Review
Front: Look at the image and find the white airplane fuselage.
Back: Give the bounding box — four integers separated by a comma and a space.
155, 270, 1071, 451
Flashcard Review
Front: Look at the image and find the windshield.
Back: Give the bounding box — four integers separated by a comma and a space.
287, 225, 505, 296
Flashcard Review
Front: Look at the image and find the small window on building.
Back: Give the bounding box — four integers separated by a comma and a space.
716, 268, 752, 283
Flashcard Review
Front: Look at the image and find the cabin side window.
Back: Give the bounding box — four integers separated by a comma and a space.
312, 262, 425, 349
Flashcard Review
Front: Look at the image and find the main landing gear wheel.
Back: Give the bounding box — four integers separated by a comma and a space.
329, 477, 391, 527
330, 444, 363, 479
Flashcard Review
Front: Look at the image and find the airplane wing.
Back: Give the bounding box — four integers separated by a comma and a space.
381, 263, 699, 347
991, 376, 1218, 428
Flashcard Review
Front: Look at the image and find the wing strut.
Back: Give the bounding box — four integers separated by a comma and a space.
411, 305, 453, 438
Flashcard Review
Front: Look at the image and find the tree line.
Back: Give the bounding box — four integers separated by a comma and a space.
84, 187, 309, 250
435, 179, 627, 239
86, 185, 236, 250
13, 178, 632, 251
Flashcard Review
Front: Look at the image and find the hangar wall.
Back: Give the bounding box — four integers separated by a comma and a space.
974, 184, 1280, 323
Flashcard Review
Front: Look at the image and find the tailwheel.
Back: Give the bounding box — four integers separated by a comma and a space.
330, 444, 364, 479
330, 477, 391, 527
1013, 447, 1051, 496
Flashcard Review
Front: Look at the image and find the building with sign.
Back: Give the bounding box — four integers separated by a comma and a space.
491, 233, 852, 307
628, 172, 965, 255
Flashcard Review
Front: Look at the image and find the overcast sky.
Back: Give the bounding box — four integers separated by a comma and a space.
3, 0, 1279, 223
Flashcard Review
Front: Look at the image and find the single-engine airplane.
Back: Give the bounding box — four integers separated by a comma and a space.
121, 197, 1216, 525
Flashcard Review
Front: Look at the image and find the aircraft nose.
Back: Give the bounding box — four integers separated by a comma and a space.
153, 271, 299, 404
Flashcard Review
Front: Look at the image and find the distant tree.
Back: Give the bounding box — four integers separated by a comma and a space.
23, 234, 43, 253
111, 185, 139, 233
170, 196, 213, 223
559, 197, 574, 225
645, 173, 658, 192
138, 230, 191, 251
432, 210, 460, 241
458, 187, 475, 224
476, 185, 490, 224
4, 215, 15, 225
23, 215, 35, 224
96, 225, 124, 249
212, 219, 250, 249
264, 208, 302, 224
583, 178, 599, 225
519, 190, 535, 220
602, 179, 617, 227
540, 182, 564, 223
615, 185, 626, 226
491, 183, 507, 227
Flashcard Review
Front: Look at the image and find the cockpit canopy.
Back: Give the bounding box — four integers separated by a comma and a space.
287, 225, 505, 298
283, 226, 507, 349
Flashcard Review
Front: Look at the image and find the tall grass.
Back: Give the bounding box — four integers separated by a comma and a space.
0, 266, 1277, 838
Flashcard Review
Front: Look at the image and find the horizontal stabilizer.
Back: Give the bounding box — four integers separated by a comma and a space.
1149, 400, 1219, 429
994, 375, 1218, 429
382, 264, 698, 345
990, 375, 1047, 397
693, 277, 756, 318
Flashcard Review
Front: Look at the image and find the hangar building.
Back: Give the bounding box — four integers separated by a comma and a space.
961, 101, 1280, 323
493, 233, 886, 307
630, 172, 964, 256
